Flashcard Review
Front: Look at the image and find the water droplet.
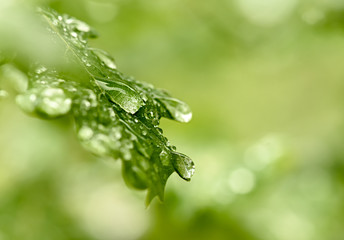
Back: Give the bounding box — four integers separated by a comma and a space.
140, 93, 148, 102
171, 152, 195, 181
95, 79, 144, 114
120, 140, 134, 160
159, 97, 192, 123
122, 140, 134, 149
74, 20, 91, 32
71, 31, 78, 38
109, 127, 122, 140
81, 99, 91, 109
37, 88, 72, 117
65, 17, 98, 38
159, 149, 170, 166
86, 90, 97, 107
78, 126, 94, 141
16, 92, 37, 113
92, 48, 117, 69
122, 150, 132, 161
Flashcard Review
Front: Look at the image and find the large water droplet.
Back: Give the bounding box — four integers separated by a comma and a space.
159, 97, 192, 123
95, 79, 144, 114
66, 18, 90, 32
65, 17, 98, 38
92, 48, 117, 69
171, 152, 195, 181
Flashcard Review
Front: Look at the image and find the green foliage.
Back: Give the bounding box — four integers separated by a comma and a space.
15, 8, 194, 204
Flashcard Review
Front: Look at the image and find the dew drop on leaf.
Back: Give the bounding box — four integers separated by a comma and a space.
95, 79, 144, 114
172, 152, 195, 181
109, 126, 122, 140
159, 149, 171, 166
159, 97, 192, 123
92, 48, 117, 69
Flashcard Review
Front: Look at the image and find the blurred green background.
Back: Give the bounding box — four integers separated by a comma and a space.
1, 0, 344, 239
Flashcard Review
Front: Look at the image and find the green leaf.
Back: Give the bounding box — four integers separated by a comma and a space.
15, 8, 194, 204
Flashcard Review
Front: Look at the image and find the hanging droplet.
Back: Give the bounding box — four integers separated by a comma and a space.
171, 152, 195, 181
92, 48, 117, 69
158, 97, 192, 123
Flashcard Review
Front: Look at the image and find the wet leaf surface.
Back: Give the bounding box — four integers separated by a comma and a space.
15, 8, 194, 204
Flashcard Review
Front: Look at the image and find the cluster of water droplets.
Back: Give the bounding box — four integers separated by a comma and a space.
16, 66, 72, 118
